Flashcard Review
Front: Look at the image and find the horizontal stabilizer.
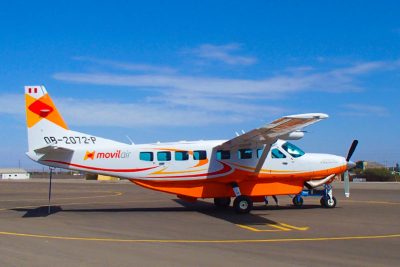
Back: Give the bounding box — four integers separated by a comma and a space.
34, 145, 74, 155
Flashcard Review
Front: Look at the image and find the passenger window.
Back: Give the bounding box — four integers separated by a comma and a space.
157, 151, 171, 161
238, 149, 252, 159
271, 149, 286, 159
216, 150, 230, 160
193, 150, 207, 160
175, 151, 189, 161
139, 152, 153, 161
257, 148, 263, 158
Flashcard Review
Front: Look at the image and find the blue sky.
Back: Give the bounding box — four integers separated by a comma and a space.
0, 1, 399, 169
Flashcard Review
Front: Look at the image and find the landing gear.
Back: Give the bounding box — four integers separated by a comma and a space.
321, 196, 337, 208
292, 195, 303, 207
214, 197, 231, 208
233, 195, 253, 214
294, 184, 338, 209
231, 183, 253, 214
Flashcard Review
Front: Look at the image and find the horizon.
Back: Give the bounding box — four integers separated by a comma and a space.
0, 1, 399, 169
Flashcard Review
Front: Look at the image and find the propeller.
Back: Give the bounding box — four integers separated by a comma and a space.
346, 140, 358, 162
343, 140, 358, 198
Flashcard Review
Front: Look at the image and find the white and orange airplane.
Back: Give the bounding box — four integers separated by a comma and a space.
25, 85, 357, 213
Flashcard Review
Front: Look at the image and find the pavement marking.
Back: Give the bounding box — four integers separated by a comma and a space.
236, 224, 281, 232
278, 223, 309, 231
0, 231, 398, 243
267, 223, 291, 231
236, 222, 308, 232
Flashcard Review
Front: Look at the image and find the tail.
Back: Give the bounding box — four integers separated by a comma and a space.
25, 85, 69, 152
25, 85, 126, 162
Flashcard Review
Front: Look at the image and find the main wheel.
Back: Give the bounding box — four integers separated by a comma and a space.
214, 197, 231, 208
292, 196, 303, 207
323, 196, 337, 208
233, 196, 253, 214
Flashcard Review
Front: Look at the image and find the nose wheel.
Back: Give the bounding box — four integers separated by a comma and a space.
294, 184, 338, 208
320, 196, 337, 208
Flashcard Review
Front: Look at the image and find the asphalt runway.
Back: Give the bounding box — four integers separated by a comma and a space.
0, 180, 398, 266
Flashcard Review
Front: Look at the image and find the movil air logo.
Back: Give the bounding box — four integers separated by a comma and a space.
84, 150, 131, 160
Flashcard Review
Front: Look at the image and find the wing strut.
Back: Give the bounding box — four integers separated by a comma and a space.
255, 144, 271, 173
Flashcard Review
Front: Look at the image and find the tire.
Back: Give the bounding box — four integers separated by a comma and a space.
214, 197, 231, 208
233, 196, 253, 214
292, 196, 303, 207
324, 196, 337, 208
320, 197, 326, 208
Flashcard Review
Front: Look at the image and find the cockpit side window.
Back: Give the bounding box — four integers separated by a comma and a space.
271, 148, 286, 159
282, 142, 305, 158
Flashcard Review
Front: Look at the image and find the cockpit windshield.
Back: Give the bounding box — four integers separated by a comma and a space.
282, 142, 305, 158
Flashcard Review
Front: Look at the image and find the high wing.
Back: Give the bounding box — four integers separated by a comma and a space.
218, 113, 328, 173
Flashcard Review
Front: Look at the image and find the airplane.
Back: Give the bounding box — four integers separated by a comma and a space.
24, 85, 358, 214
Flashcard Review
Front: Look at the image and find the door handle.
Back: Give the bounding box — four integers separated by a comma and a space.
282, 162, 288, 165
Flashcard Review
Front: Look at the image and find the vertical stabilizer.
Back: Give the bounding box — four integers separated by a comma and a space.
25, 85, 69, 152
25, 85, 127, 160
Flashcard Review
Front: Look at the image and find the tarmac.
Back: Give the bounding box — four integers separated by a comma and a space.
0, 179, 398, 266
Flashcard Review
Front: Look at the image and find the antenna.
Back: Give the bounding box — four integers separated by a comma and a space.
126, 135, 134, 144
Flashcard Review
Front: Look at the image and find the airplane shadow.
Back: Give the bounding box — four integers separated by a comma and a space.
174, 199, 322, 226
12, 200, 323, 226
12, 206, 63, 218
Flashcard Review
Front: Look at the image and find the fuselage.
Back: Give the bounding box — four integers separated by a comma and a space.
32, 139, 347, 186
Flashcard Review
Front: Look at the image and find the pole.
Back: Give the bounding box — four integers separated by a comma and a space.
48, 167, 53, 214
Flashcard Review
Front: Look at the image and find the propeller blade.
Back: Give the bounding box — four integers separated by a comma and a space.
343, 170, 350, 198
346, 140, 359, 162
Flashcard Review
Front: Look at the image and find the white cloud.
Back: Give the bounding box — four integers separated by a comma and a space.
0, 93, 284, 127
185, 43, 257, 65
0, 94, 23, 115
341, 104, 389, 117
54, 60, 380, 98
73, 57, 177, 74
57, 99, 279, 127
2, 59, 392, 128
50, 59, 400, 127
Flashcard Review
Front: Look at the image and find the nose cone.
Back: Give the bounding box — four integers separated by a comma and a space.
347, 161, 356, 170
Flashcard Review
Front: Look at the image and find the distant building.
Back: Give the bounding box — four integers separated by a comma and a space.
356, 161, 385, 171
0, 168, 30, 180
